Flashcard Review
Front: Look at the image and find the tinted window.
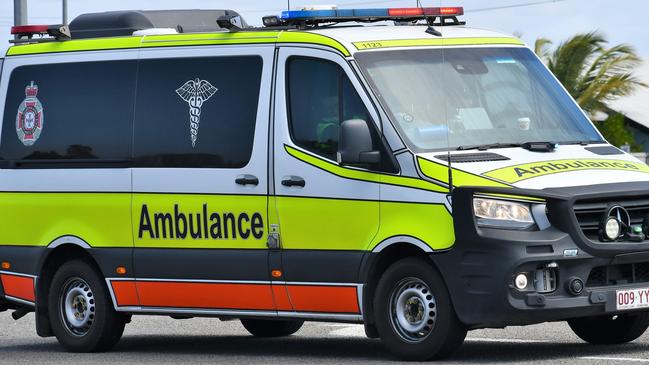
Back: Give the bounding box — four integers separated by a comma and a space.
1, 61, 136, 163
287, 57, 371, 161
133, 56, 263, 168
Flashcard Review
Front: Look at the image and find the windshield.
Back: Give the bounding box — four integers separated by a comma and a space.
355, 47, 603, 151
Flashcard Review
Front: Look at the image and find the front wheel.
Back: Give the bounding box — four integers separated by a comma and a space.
568, 312, 649, 344
241, 319, 304, 337
374, 257, 467, 361
48, 260, 127, 352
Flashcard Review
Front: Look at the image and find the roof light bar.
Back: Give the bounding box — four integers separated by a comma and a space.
426, 7, 464, 16
388, 8, 425, 16
279, 6, 464, 21
10, 24, 71, 41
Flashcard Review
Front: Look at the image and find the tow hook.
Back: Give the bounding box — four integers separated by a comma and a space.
11, 307, 33, 320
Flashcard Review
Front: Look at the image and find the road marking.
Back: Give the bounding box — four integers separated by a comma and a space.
323, 325, 553, 343
580, 357, 649, 363
328, 325, 365, 337
465, 337, 551, 343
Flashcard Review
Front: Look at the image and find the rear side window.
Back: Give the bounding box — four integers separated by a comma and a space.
133, 56, 263, 168
0, 61, 137, 164
287, 57, 370, 161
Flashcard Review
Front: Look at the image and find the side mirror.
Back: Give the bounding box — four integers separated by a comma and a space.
337, 119, 381, 166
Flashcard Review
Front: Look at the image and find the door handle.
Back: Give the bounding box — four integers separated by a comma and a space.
235, 174, 259, 186
281, 176, 306, 188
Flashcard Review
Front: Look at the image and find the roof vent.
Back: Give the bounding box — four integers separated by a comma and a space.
69, 10, 247, 39
585, 146, 624, 155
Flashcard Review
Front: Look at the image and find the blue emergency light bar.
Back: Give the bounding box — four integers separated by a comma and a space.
268, 6, 464, 27
281, 7, 463, 20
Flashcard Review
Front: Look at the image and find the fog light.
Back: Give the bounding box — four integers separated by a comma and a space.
566, 277, 584, 296
604, 217, 621, 241
514, 273, 528, 290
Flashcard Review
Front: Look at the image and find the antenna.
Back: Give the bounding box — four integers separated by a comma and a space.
439, 0, 454, 194
287, 0, 291, 11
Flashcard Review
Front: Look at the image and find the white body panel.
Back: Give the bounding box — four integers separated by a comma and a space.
419, 145, 649, 189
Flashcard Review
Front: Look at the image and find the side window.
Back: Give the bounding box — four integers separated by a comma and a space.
133, 56, 263, 168
1, 61, 136, 164
287, 57, 371, 161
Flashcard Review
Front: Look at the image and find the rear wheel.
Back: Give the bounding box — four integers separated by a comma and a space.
241, 319, 304, 337
374, 257, 466, 361
568, 312, 649, 344
48, 260, 126, 352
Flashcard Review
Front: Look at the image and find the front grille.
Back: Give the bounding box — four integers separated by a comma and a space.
573, 198, 649, 241
587, 263, 649, 287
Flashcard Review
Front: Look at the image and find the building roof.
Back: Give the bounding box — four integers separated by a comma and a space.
607, 63, 649, 129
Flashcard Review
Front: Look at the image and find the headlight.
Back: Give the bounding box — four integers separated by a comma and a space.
473, 197, 535, 230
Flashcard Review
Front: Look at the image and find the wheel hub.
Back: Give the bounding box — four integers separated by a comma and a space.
404, 297, 424, 323
59, 278, 95, 337
389, 278, 437, 343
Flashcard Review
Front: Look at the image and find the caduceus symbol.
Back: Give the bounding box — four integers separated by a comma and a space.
175, 78, 218, 147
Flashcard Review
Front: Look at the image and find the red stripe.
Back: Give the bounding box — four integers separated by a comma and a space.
286, 285, 360, 313
135, 281, 276, 310
110, 280, 360, 314
111, 281, 139, 306
1, 274, 35, 302
271, 284, 293, 311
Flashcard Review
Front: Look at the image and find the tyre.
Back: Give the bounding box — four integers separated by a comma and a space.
48, 260, 127, 352
374, 257, 467, 361
241, 319, 304, 337
568, 312, 649, 344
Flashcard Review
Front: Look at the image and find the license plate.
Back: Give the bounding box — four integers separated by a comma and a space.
616, 288, 649, 310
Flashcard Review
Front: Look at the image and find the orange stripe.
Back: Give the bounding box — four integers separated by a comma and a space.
111, 281, 139, 306
1, 274, 35, 302
287, 285, 359, 313
135, 281, 276, 310
271, 284, 293, 311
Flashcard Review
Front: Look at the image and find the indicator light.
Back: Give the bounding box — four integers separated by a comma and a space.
1, 261, 10, 270
271, 270, 282, 278
116, 266, 127, 275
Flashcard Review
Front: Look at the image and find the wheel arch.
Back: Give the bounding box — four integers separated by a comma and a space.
34, 236, 101, 337
360, 236, 443, 327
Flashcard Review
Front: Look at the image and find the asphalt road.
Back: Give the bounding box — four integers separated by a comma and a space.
3, 312, 649, 364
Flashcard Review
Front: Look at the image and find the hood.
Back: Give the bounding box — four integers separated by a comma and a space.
417, 144, 649, 190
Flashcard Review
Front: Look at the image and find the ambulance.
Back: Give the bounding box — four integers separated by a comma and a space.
1, 6, 649, 361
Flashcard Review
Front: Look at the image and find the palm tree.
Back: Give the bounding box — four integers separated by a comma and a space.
534, 32, 646, 116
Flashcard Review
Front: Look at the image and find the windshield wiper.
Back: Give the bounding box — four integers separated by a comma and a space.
457, 142, 521, 151
457, 141, 557, 152
560, 140, 606, 146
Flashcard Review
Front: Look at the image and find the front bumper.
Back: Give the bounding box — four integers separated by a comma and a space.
437, 183, 649, 329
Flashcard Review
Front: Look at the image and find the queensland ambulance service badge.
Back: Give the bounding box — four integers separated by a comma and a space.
16, 81, 44, 146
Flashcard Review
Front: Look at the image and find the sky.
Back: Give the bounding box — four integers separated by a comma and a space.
1, 0, 648, 59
